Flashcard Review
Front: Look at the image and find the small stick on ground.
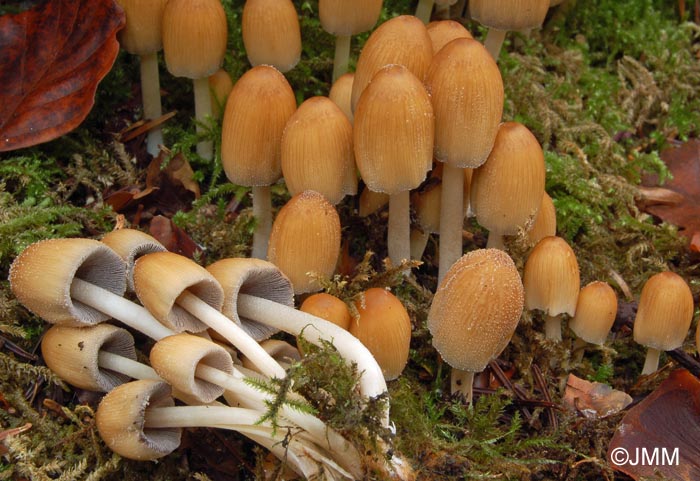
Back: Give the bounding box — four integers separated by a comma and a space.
531, 364, 558, 430
666, 348, 700, 378
488, 360, 532, 421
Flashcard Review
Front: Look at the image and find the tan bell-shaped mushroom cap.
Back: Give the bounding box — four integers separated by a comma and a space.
425, 38, 503, 169
329, 73, 355, 123
221, 65, 297, 187
116, 0, 169, 55
426, 20, 474, 54
42, 324, 137, 392
527, 191, 556, 245
209, 68, 234, 119
358, 187, 389, 217
162, 0, 228, 79
267, 191, 341, 295
150, 333, 234, 403
469, 0, 550, 31
101, 228, 166, 292
428, 249, 524, 372
569, 281, 618, 345
523, 236, 580, 317
205, 257, 293, 341
242, 0, 302, 73
351, 15, 433, 112
281, 96, 357, 205
133, 252, 224, 332
96, 379, 180, 461
242, 339, 301, 372
9, 238, 126, 327
354, 64, 434, 195
633, 271, 694, 351
350, 288, 411, 381
319, 0, 383, 36
470, 122, 546, 235
300, 293, 352, 331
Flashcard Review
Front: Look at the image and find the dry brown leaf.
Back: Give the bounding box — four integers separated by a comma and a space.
563, 374, 632, 418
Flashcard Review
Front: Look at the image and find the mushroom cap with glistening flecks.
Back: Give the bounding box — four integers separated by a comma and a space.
470, 122, 546, 235
569, 281, 618, 345
351, 15, 433, 112
221, 65, 297, 187
101, 228, 166, 292
329, 73, 355, 123
267, 191, 341, 295
281, 96, 357, 205
116, 0, 169, 55
319, 0, 382, 36
133, 252, 224, 332
470, 0, 551, 31
523, 236, 580, 317
96, 379, 180, 461
42, 324, 137, 392
353, 64, 434, 195
350, 288, 412, 381
9, 238, 126, 327
425, 38, 503, 169
206, 257, 293, 341
162, 0, 228, 79
150, 333, 234, 404
426, 20, 473, 55
428, 249, 524, 372
633, 271, 694, 351
242, 0, 301, 73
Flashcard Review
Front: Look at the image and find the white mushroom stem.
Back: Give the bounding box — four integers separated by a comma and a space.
196, 363, 363, 478
486, 230, 505, 250
98, 351, 161, 381
571, 337, 588, 364
332, 35, 351, 83
641, 347, 661, 376
544, 313, 563, 341
483, 28, 507, 60
388, 191, 411, 268
175, 290, 287, 379
140, 52, 164, 157
415, 0, 434, 23
252, 185, 272, 259
70, 278, 174, 340
438, 163, 464, 283
144, 406, 353, 480
410, 228, 430, 261
450, 369, 475, 404
193, 76, 214, 161
236, 293, 389, 426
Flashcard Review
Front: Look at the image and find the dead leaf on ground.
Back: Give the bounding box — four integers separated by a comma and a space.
0, 0, 125, 151
563, 374, 632, 418
640, 139, 700, 247
607, 369, 700, 480
149, 215, 204, 260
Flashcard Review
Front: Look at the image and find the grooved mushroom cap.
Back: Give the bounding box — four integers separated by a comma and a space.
319, 0, 383, 36
205, 257, 293, 341
9, 238, 126, 327
209, 68, 234, 119
428, 249, 524, 372
470, 122, 546, 235
527, 191, 556, 245
221, 65, 297, 187
116, 0, 169, 55
300, 293, 352, 331
281, 96, 357, 205
150, 333, 233, 403
96, 379, 180, 461
358, 187, 389, 217
354, 64, 434, 195
351, 15, 433, 112
523, 236, 580, 317
329, 73, 355, 123
425, 38, 503, 168
162, 0, 228, 79
101, 228, 166, 292
469, 0, 550, 31
569, 281, 618, 345
242, 0, 301, 73
133, 252, 224, 332
426, 20, 474, 54
42, 324, 137, 392
350, 288, 412, 381
633, 271, 694, 351
267, 191, 341, 295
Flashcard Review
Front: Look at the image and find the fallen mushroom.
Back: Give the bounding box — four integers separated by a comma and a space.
100, 228, 166, 292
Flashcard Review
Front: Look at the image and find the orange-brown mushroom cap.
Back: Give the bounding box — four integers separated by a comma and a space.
569, 281, 618, 345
